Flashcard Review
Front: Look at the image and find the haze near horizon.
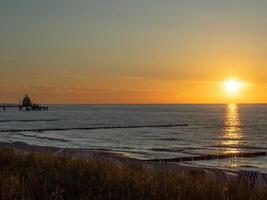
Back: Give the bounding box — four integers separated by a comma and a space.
1, 0, 267, 104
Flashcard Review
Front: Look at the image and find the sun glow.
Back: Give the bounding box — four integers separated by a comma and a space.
224, 80, 243, 93
220, 104, 243, 154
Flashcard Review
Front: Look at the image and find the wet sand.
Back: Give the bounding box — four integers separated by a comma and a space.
0, 141, 204, 171
1, 141, 267, 188
0, 141, 232, 172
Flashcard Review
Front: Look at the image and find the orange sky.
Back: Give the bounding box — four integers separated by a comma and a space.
1, 1, 267, 104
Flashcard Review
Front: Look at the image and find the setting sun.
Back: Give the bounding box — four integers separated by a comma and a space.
1, 2, 267, 198
224, 80, 243, 93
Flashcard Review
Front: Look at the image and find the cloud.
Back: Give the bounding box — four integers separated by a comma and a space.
119, 76, 146, 81
30, 85, 57, 92
29, 85, 153, 94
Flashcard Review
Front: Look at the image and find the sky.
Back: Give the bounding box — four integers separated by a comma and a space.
1, 0, 267, 104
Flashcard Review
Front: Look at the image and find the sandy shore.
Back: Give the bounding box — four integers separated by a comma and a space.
0, 141, 208, 171
1, 141, 267, 189
0, 141, 238, 173
0, 141, 131, 161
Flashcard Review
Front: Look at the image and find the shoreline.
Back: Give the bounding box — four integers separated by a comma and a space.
1, 141, 266, 174
1, 141, 267, 190
0, 146, 266, 199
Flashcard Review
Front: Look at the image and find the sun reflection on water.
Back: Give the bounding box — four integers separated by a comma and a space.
221, 104, 244, 154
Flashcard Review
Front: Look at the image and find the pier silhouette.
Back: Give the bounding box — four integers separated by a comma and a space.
0, 95, 48, 111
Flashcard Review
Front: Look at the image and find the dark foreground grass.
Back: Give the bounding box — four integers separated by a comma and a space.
0, 148, 266, 200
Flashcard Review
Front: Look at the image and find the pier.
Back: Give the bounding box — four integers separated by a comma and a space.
0, 95, 48, 111
0, 104, 48, 111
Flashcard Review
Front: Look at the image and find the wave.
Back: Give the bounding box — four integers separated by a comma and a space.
0, 119, 60, 123
150, 147, 206, 153
18, 133, 70, 142
208, 145, 267, 150
0, 124, 188, 133
167, 132, 184, 135
154, 138, 181, 141
150, 148, 184, 153
146, 151, 267, 162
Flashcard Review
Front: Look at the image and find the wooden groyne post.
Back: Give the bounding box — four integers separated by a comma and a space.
146, 152, 267, 163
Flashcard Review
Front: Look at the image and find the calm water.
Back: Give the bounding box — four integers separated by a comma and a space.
0, 104, 267, 173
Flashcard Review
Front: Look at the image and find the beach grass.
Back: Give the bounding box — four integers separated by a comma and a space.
0, 148, 266, 200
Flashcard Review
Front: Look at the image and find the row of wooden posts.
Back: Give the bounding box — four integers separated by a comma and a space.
0, 105, 48, 111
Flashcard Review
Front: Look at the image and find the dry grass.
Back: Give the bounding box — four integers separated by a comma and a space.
0, 148, 266, 200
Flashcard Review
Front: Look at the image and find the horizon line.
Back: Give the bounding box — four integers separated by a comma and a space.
2, 102, 267, 106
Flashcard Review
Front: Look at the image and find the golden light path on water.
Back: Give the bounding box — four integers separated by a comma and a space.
221, 104, 244, 154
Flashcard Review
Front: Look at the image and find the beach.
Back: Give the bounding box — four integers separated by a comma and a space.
1, 141, 267, 185
0, 142, 266, 199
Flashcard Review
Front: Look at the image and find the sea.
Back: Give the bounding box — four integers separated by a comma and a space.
0, 104, 267, 173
